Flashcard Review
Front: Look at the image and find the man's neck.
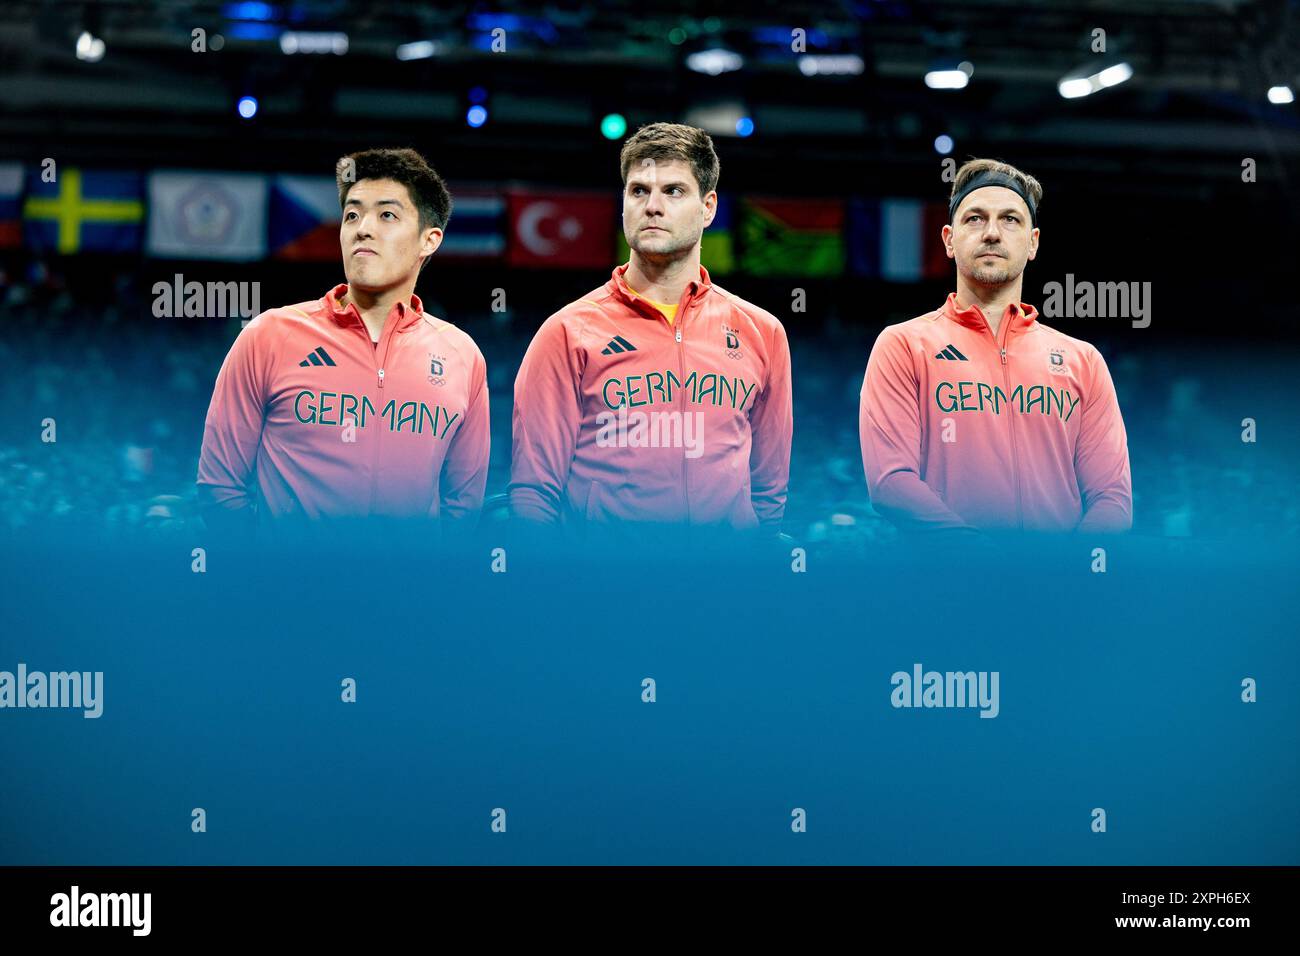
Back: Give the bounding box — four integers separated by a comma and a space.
624, 249, 701, 305
340, 281, 417, 341
955, 275, 1023, 339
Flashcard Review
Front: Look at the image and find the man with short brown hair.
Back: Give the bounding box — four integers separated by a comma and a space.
510, 123, 793, 531
859, 158, 1131, 534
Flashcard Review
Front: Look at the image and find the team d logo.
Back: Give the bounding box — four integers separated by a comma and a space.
724, 325, 741, 360
428, 354, 447, 386
1049, 349, 1067, 374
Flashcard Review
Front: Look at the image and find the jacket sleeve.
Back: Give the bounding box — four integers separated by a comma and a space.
509, 311, 586, 524
748, 318, 793, 528
439, 344, 491, 523
1074, 347, 1133, 533
196, 315, 272, 517
859, 325, 976, 533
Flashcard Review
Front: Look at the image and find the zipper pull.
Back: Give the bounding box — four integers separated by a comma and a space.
675, 326, 682, 343
378, 367, 385, 388
1000, 348, 1007, 365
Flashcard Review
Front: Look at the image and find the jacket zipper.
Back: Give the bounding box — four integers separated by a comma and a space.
992, 311, 1023, 530
630, 283, 692, 522
369, 316, 400, 511
674, 303, 689, 524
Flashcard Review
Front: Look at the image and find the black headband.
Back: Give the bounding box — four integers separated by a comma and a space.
948, 170, 1038, 227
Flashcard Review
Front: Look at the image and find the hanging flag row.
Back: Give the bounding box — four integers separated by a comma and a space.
0, 162, 950, 280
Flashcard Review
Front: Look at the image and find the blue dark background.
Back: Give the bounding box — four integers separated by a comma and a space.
1, 536, 1296, 865
2, 0, 1299, 866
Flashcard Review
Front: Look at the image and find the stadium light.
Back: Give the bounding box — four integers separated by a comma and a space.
237, 96, 258, 119
466, 105, 488, 128
226, 22, 279, 40
686, 49, 744, 76
934, 134, 954, 155
280, 32, 348, 55
1267, 85, 1295, 105
1097, 63, 1133, 88
396, 41, 439, 61
600, 114, 627, 140
924, 62, 972, 91
925, 71, 967, 90
797, 55, 865, 77
1058, 61, 1133, 99
75, 31, 105, 62
735, 116, 754, 137
1058, 78, 1093, 99
223, 2, 276, 19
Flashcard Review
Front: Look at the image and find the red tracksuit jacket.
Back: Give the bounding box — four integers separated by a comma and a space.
859, 292, 1132, 533
197, 284, 490, 523
510, 263, 793, 529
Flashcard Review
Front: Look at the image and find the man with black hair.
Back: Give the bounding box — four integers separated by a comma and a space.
197, 147, 490, 532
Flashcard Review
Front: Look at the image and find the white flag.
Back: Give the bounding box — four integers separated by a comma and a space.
880, 199, 923, 283
147, 171, 268, 260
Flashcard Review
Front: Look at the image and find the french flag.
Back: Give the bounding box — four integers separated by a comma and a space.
848, 198, 950, 281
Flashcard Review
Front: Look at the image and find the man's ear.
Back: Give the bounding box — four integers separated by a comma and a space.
417, 228, 443, 273
1028, 226, 1040, 261
423, 227, 443, 258
702, 191, 718, 229
941, 223, 956, 259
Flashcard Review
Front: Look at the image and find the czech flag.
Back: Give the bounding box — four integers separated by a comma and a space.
269, 175, 341, 261
0, 163, 21, 248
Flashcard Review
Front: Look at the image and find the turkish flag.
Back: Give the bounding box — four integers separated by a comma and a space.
506, 190, 616, 268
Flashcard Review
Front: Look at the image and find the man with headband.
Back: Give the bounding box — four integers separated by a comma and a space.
858, 158, 1132, 534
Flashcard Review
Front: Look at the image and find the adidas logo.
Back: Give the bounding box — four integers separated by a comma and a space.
934, 344, 969, 361
299, 346, 337, 367
601, 335, 637, 355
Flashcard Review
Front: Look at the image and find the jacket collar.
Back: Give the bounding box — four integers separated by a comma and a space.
942, 291, 1038, 334
607, 262, 713, 317
324, 283, 424, 333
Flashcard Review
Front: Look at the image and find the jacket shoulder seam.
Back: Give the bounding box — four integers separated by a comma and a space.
707, 285, 781, 329
428, 318, 484, 368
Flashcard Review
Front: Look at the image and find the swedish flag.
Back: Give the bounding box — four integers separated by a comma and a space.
23, 168, 144, 253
